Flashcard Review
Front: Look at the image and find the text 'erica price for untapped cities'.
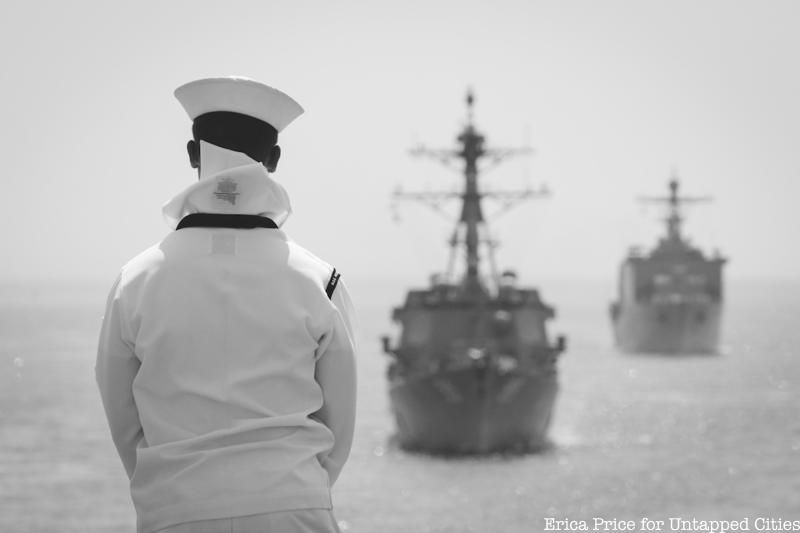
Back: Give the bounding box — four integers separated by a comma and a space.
544, 517, 800, 533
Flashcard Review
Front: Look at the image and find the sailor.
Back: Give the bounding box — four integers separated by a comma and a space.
96, 77, 357, 533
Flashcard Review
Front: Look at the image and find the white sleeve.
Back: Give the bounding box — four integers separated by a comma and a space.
95, 275, 144, 480
313, 278, 358, 486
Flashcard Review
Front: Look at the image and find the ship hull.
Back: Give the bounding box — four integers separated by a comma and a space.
611, 300, 722, 354
389, 363, 558, 454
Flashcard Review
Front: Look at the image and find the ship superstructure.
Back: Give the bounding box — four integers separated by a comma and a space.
381, 92, 565, 453
610, 178, 727, 354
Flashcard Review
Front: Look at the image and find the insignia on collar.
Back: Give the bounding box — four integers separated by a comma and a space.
214, 177, 240, 205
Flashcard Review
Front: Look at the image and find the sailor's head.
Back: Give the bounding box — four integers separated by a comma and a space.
174, 77, 304, 174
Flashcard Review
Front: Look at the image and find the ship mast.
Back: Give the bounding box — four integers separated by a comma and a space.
459, 91, 484, 287
394, 90, 546, 292
638, 175, 712, 243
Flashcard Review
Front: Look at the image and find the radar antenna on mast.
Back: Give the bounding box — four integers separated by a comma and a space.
638, 172, 712, 242
393, 89, 549, 292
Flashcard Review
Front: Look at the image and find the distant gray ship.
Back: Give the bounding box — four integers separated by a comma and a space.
610, 179, 727, 354
381, 91, 565, 454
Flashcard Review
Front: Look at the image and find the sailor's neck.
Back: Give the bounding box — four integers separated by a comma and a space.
198, 141, 262, 181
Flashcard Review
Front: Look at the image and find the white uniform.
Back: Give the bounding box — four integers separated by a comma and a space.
96, 141, 357, 533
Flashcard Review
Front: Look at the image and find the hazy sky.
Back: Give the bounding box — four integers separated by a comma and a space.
1, 0, 798, 284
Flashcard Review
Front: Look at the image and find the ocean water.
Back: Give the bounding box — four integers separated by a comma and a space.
1, 278, 798, 532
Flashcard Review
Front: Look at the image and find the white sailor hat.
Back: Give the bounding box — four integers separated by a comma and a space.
174, 76, 304, 132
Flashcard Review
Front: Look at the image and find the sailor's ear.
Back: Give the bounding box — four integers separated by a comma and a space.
187, 140, 200, 169
266, 145, 281, 173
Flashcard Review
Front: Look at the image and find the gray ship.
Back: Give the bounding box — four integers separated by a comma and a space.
381, 92, 565, 454
610, 178, 727, 354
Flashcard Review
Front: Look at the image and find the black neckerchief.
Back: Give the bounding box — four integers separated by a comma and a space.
176, 213, 278, 230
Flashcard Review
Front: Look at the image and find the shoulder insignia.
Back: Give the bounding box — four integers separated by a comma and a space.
325, 268, 341, 300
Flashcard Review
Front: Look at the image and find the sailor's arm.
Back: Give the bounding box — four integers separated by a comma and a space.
95, 276, 144, 480
313, 278, 358, 486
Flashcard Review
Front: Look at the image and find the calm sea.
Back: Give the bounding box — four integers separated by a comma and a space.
1, 278, 798, 532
